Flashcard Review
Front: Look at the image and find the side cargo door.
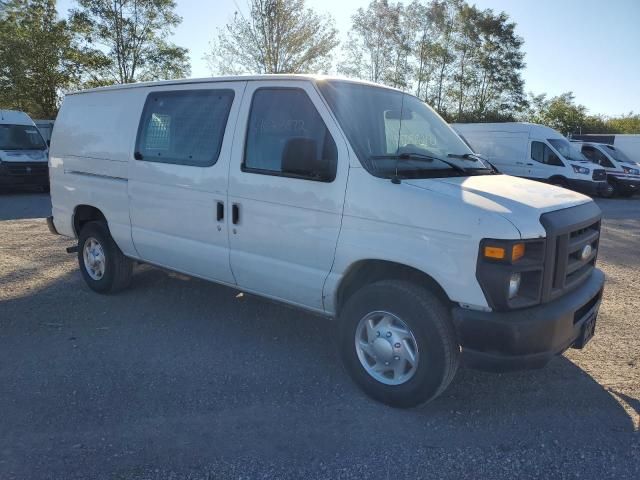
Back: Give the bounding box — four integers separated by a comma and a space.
227, 81, 350, 311
128, 82, 246, 284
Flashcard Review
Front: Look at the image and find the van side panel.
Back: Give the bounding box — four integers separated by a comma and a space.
323, 168, 522, 314
49, 89, 146, 257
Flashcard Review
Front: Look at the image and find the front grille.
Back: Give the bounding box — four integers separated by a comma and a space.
592, 169, 607, 181
5, 162, 49, 176
540, 202, 602, 303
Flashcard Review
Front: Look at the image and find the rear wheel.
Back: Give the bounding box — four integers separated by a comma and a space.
339, 280, 459, 408
78, 221, 133, 293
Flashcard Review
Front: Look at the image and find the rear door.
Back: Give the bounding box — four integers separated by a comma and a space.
128, 82, 245, 284
227, 80, 350, 311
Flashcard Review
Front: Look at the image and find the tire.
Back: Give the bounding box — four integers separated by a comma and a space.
617, 187, 634, 198
78, 221, 133, 293
339, 280, 459, 408
550, 177, 569, 189
608, 180, 619, 197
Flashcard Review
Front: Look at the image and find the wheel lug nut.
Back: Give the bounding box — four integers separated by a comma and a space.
386, 332, 392, 338
394, 356, 400, 361
394, 343, 401, 348
385, 361, 389, 365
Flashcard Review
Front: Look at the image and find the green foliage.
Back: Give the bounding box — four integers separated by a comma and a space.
206, 0, 339, 75
340, 0, 526, 122
520, 91, 640, 135
70, 0, 190, 84
0, 0, 103, 117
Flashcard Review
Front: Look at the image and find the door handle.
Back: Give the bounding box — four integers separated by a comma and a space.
232, 204, 239, 225
216, 201, 224, 221
526, 163, 533, 166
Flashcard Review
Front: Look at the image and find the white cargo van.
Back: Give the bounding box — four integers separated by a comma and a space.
452, 122, 609, 196
0, 110, 49, 190
572, 141, 640, 197
48, 76, 605, 407
572, 134, 640, 164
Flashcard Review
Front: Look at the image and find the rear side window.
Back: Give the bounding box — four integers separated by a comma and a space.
135, 89, 234, 166
243, 88, 337, 182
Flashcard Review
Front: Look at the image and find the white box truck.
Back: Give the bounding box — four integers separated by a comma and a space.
47, 76, 605, 407
452, 122, 609, 196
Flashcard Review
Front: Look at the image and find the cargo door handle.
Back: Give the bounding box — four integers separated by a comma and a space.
526, 163, 533, 166
216, 201, 224, 221
232, 204, 239, 225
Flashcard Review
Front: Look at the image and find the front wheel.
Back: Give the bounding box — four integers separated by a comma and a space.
78, 221, 133, 293
339, 280, 459, 408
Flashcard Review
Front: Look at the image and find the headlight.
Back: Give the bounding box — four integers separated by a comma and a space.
572, 164, 590, 174
622, 165, 640, 175
477, 239, 545, 311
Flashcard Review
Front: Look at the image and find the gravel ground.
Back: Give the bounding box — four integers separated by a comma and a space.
0, 191, 638, 479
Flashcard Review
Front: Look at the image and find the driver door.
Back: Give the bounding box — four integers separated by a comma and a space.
227, 81, 350, 311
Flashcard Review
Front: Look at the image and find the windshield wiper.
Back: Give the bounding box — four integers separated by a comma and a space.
369, 152, 467, 182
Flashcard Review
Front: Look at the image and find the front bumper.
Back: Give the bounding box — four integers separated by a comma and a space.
611, 175, 640, 194
452, 268, 605, 371
565, 178, 608, 196
0, 162, 49, 186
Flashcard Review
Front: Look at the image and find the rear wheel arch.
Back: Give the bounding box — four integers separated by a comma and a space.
73, 205, 107, 237
335, 259, 451, 316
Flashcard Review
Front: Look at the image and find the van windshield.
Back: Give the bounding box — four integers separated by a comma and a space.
317, 80, 493, 179
0, 124, 46, 150
547, 138, 587, 162
602, 144, 637, 165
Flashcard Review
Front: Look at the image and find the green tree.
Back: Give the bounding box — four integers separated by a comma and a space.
0, 0, 102, 118
339, 1, 410, 88
522, 92, 587, 135
206, 0, 339, 75
70, 0, 190, 84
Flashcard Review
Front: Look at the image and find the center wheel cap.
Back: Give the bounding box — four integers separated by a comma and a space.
372, 338, 393, 362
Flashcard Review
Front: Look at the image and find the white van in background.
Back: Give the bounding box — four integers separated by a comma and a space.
572, 141, 640, 197
452, 122, 609, 196
572, 134, 640, 164
47, 76, 605, 407
0, 110, 50, 190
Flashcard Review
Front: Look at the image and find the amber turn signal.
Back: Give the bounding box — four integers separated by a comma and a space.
511, 243, 525, 262
484, 246, 506, 259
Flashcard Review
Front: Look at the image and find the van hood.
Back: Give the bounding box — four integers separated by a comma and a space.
404, 174, 592, 238
0, 149, 48, 163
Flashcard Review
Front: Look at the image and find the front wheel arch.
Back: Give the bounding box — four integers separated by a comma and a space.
335, 260, 452, 316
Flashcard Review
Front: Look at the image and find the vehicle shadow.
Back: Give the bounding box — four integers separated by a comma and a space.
1, 263, 638, 479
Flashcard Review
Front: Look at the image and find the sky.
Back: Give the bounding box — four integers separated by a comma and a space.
56, 0, 640, 116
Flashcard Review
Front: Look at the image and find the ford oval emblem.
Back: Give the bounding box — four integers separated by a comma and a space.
580, 244, 592, 261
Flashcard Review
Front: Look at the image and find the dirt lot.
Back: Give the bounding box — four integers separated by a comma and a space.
0, 192, 638, 479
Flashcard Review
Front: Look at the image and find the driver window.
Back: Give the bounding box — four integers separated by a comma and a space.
531, 141, 563, 166
583, 147, 614, 168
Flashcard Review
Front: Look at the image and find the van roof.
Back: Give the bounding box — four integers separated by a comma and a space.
66, 74, 402, 96
452, 122, 564, 139
0, 109, 35, 126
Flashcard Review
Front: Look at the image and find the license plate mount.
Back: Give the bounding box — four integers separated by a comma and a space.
573, 310, 598, 349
